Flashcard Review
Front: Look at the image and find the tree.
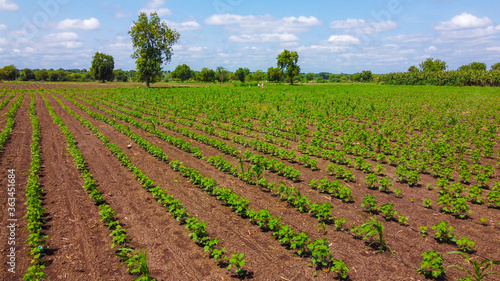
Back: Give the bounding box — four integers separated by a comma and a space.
235, 67, 249, 82
216, 66, 227, 84
360, 70, 373, 82
408, 66, 419, 72
197, 67, 216, 82
20, 68, 35, 81
306, 73, 314, 81
419, 58, 447, 72
491, 63, 500, 71
252, 70, 265, 82
277, 50, 300, 85
90, 52, 115, 83
129, 12, 180, 88
171, 64, 193, 82
0, 65, 18, 81
459, 62, 486, 72
113, 69, 128, 82
34, 70, 49, 81
267, 67, 282, 82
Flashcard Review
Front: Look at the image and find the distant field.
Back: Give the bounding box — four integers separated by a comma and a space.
0, 82, 499, 280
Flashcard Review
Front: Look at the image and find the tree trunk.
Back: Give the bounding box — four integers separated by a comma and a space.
290, 77, 293, 85
145, 75, 150, 88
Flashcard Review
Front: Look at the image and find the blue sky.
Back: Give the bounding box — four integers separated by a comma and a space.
1, 0, 500, 73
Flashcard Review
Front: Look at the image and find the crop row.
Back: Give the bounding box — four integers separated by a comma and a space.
40, 91, 155, 280
0, 93, 24, 153
23, 92, 47, 280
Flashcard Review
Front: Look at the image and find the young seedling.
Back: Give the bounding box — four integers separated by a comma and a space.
393, 189, 403, 198
352, 216, 387, 252
227, 253, 246, 277
480, 218, 488, 225
447, 251, 500, 281
432, 221, 456, 244
398, 215, 409, 226
419, 226, 428, 237
361, 195, 378, 213
423, 198, 432, 209
418, 250, 445, 279
456, 236, 477, 253
331, 259, 350, 280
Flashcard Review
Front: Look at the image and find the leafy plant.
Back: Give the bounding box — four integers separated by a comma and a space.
418, 250, 445, 279
419, 226, 428, 237
456, 236, 477, 253
227, 253, 246, 277
398, 215, 408, 225
432, 221, 456, 244
423, 198, 433, 208
331, 259, 350, 279
361, 195, 378, 213
308, 238, 333, 269
378, 203, 397, 220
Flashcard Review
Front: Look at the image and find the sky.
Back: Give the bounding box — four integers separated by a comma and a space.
1, 0, 500, 74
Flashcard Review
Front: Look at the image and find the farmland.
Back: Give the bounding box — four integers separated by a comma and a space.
0, 82, 499, 280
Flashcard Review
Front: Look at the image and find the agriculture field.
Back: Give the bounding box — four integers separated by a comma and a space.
1, 82, 499, 280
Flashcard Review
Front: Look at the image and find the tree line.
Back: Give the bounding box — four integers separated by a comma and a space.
380, 58, 500, 87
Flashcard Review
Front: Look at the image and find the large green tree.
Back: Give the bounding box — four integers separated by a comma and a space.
419, 58, 447, 72
235, 67, 249, 82
171, 64, 193, 81
491, 63, 500, 71
277, 49, 300, 85
129, 12, 180, 88
90, 52, 115, 83
0, 65, 18, 81
197, 67, 216, 82
267, 67, 282, 82
216, 66, 227, 84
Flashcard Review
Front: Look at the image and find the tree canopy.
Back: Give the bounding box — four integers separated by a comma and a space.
90, 52, 114, 83
171, 64, 193, 81
419, 58, 447, 72
129, 12, 180, 87
277, 50, 300, 85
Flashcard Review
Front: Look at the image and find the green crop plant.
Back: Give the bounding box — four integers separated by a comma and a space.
418, 250, 445, 279
423, 198, 432, 208
447, 251, 499, 281
378, 203, 397, 220
351, 217, 387, 252
308, 238, 333, 269
456, 237, 477, 253
361, 195, 378, 213
227, 254, 246, 277
432, 221, 456, 244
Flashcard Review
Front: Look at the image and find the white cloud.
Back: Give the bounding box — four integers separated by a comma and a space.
0, 37, 8, 45
163, 20, 201, 31
384, 34, 433, 43
434, 13, 492, 31
139, 0, 171, 16
486, 47, 500, 52
427, 46, 437, 51
57, 18, 101, 30
439, 25, 500, 40
205, 14, 321, 33
45, 32, 83, 49
0, 24, 6, 30
115, 11, 132, 19
327, 35, 360, 45
330, 18, 397, 34
0, 0, 18, 11
229, 33, 299, 43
